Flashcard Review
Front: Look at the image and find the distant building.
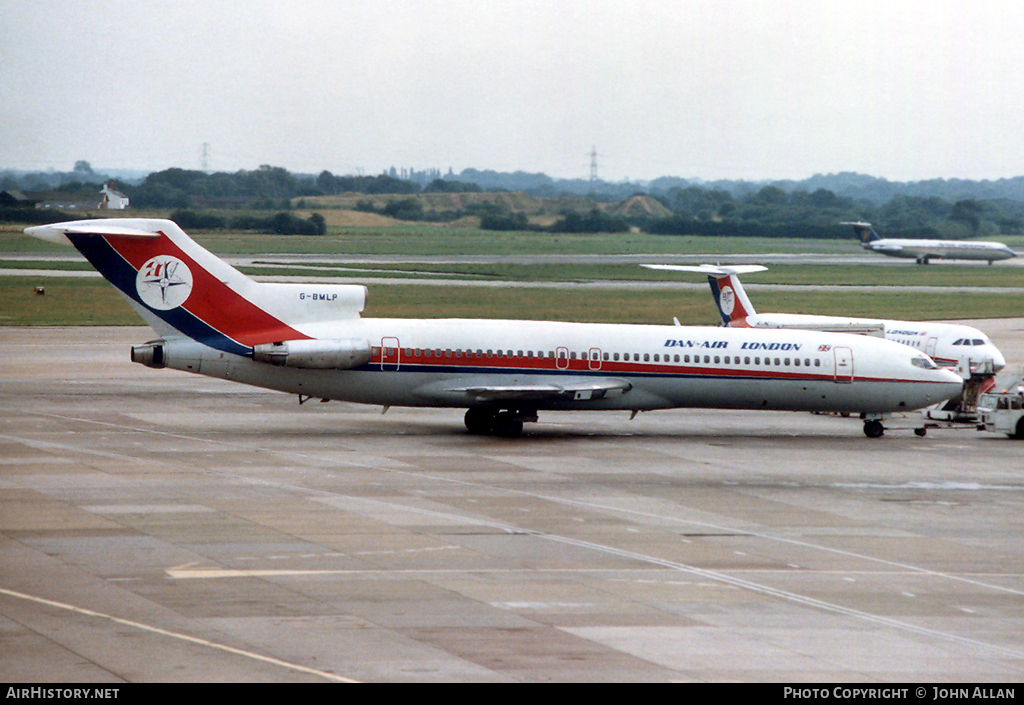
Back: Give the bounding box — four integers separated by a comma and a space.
0, 190, 38, 208
99, 183, 129, 210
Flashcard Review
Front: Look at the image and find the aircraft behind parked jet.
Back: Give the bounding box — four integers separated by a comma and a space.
641, 263, 1005, 375
846, 221, 1016, 265
27, 219, 963, 438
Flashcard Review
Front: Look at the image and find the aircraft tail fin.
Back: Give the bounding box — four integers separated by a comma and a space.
25, 219, 367, 355
640, 264, 764, 326
842, 221, 881, 243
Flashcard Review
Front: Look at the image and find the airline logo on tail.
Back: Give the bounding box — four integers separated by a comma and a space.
639, 264, 765, 328
842, 221, 880, 244
717, 285, 736, 316
137, 256, 193, 310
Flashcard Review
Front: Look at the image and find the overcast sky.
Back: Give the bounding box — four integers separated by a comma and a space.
3, 0, 1023, 182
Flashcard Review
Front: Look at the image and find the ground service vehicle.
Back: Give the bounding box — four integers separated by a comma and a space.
978, 377, 1024, 438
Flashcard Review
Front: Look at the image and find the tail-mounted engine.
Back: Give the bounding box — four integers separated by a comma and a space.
131, 340, 167, 369
252, 338, 371, 369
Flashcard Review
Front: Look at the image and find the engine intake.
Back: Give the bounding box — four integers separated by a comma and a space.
252, 338, 371, 369
131, 341, 167, 369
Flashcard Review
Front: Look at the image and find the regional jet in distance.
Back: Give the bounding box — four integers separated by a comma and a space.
847, 221, 1016, 265
27, 219, 963, 438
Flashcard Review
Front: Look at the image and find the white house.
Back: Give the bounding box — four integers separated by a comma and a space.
99, 184, 129, 210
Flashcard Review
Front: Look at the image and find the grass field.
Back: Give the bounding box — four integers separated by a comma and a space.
0, 219, 857, 257
3, 276, 1022, 327
2, 216, 1022, 325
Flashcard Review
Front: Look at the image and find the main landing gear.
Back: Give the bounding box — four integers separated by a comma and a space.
464, 408, 534, 438
863, 419, 885, 438
864, 418, 929, 434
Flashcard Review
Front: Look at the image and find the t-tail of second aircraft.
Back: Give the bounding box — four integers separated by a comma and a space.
842, 221, 881, 244
640, 264, 765, 326
25, 218, 369, 359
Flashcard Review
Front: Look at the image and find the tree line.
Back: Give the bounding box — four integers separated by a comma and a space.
6, 163, 1024, 238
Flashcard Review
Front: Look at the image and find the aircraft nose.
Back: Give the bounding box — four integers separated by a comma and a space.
991, 347, 1006, 372
941, 367, 965, 388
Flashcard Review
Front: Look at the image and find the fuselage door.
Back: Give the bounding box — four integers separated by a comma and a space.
834, 346, 853, 383
556, 346, 570, 370
381, 337, 400, 371
925, 337, 938, 358
588, 347, 603, 371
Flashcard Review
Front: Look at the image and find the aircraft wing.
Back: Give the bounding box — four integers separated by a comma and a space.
415, 376, 632, 403
453, 379, 632, 401
759, 321, 886, 337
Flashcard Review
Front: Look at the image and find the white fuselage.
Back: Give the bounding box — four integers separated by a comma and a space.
864, 238, 1016, 263
158, 318, 963, 415
743, 313, 1005, 373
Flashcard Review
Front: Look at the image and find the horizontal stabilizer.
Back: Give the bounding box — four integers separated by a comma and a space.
26, 219, 164, 245
641, 264, 768, 276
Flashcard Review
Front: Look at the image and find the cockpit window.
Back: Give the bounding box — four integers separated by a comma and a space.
911, 356, 939, 370
952, 339, 963, 345
972, 339, 985, 346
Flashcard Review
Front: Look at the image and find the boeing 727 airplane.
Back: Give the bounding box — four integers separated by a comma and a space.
27, 219, 963, 438
847, 221, 1016, 265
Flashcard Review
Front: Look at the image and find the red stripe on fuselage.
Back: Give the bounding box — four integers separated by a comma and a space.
105, 232, 309, 346
381, 350, 929, 383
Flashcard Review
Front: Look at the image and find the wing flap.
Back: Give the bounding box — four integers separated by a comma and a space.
415, 377, 633, 403
454, 378, 632, 401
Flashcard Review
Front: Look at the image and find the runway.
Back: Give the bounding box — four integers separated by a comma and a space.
2, 326, 1024, 682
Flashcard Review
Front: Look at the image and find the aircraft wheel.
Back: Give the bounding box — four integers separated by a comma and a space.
464, 408, 496, 435
1013, 418, 1024, 440
864, 420, 885, 438
914, 427, 927, 437
492, 412, 524, 438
